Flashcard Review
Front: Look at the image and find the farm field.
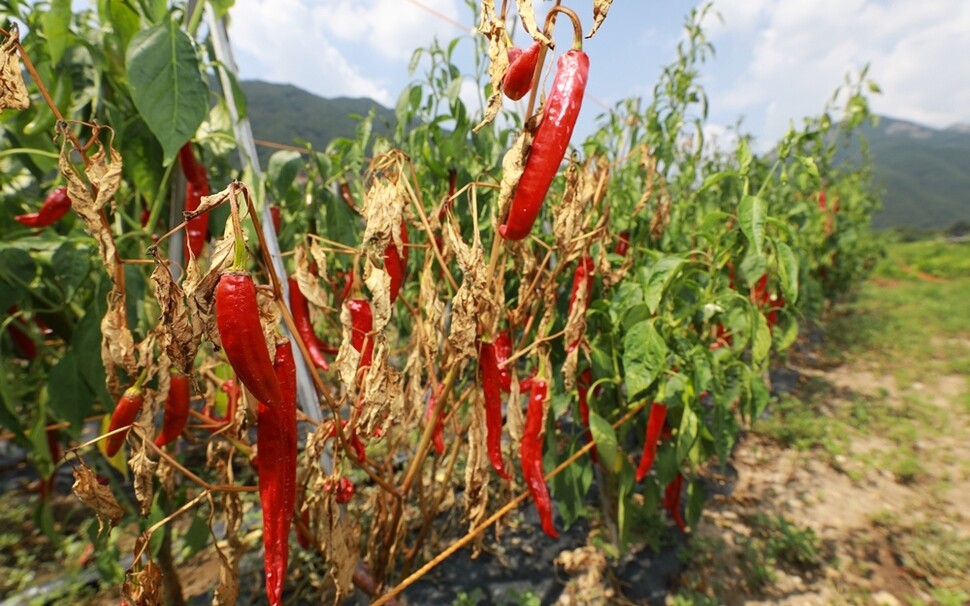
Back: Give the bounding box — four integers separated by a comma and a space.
2, 238, 967, 605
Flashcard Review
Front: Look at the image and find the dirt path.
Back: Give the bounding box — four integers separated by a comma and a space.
674, 332, 970, 605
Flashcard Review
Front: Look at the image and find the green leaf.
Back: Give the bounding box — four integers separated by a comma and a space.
588, 411, 622, 473
126, 18, 209, 162
775, 241, 799, 303
0, 366, 25, 436
641, 256, 686, 314
738, 195, 766, 258
551, 454, 592, 528
622, 320, 667, 401
27, 398, 54, 481
676, 404, 699, 464
712, 403, 739, 470
267, 150, 303, 201
51, 241, 92, 302
47, 351, 96, 431
0, 247, 37, 297
105, 0, 142, 51
686, 477, 705, 530
751, 310, 771, 364
41, 0, 73, 65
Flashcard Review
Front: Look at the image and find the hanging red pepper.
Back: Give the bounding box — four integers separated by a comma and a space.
14, 186, 71, 228
215, 271, 284, 408
568, 255, 595, 314
663, 472, 688, 532
327, 419, 367, 462
270, 204, 281, 233
178, 143, 210, 258
478, 341, 511, 479
424, 386, 446, 456
287, 277, 330, 371
817, 190, 827, 211
576, 368, 597, 463
499, 9, 589, 241
503, 41, 542, 101
384, 220, 409, 303
751, 273, 770, 307
634, 403, 667, 482
105, 380, 146, 457
257, 341, 298, 606
155, 370, 191, 447
493, 331, 513, 394
567, 255, 594, 353
521, 379, 558, 539
615, 231, 631, 257
347, 298, 374, 369
5, 306, 37, 360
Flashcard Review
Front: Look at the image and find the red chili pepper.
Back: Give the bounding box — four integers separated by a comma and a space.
568, 255, 595, 314
5, 306, 37, 360
179, 143, 210, 258
751, 273, 770, 307
709, 322, 733, 351
287, 277, 330, 371
493, 331, 513, 394
334, 477, 355, 504
270, 204, 281, 233
326, 419, 367, 462
105, 384, 145, 457
335, 271, 354, 309
347, 298, 374, 369
215, 271, 284, 407
155, 370, 191, 447
567, 255, 594, 353
257, 342, 298, 606
766, 293, 785, 329
634, 403, 667, 482
14, 186, 71, 227
503, 41, 542, 101
818, 190, 827, 211
499, 45, 589, 241
384, 220, 409, 303
521, 379, 558, 539
663, 472, 688, 532
615, 231, 631, 257
183, 178, 210, 258
424, 385, 446, 456
576, 368, 597, 463
209, 378, 240, 428
178, 142, 207, 186
479, 341, 511, 479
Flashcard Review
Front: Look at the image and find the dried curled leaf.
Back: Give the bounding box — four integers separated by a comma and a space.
586, 0, 614, 38
495, 116, 538, 222
553, 156, 588, 255
443, 215, 490, 362
212, 491, 242, 606
294, 240, 330, 309
130, 432, 158, 517
72, 463, 124, 533
464, 388, 490, 552
0, 26, 29, 112
515, 0, 552, 46
473, 0, 510, 133
360, 168, 407, 330
358, 339, 405, 437
123, 561, 164, 606
150, 251, 199, 372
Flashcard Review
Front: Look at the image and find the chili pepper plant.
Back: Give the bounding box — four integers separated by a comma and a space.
0, 1, 882, 603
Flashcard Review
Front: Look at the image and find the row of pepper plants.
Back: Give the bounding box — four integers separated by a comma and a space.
0, 0, 881, 603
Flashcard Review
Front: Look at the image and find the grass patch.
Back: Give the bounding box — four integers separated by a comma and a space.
878, 519, 970, 598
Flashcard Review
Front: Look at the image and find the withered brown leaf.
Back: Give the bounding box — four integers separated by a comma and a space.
587, 0, 614, 38
72, 463, 124, 533
0, 26, 29, 112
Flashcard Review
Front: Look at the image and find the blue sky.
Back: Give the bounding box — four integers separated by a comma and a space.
228, 0, 970, 150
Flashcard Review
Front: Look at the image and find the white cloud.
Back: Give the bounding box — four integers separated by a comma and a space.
705, 0, 970, 144
229, 0, 393, 104
321, 0, 466, 62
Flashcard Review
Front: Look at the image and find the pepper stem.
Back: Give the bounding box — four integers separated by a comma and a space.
545, 6, 584, 51
228, 184, 247, 270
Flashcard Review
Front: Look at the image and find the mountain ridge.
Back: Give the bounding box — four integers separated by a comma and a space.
240, 80, 967, 230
